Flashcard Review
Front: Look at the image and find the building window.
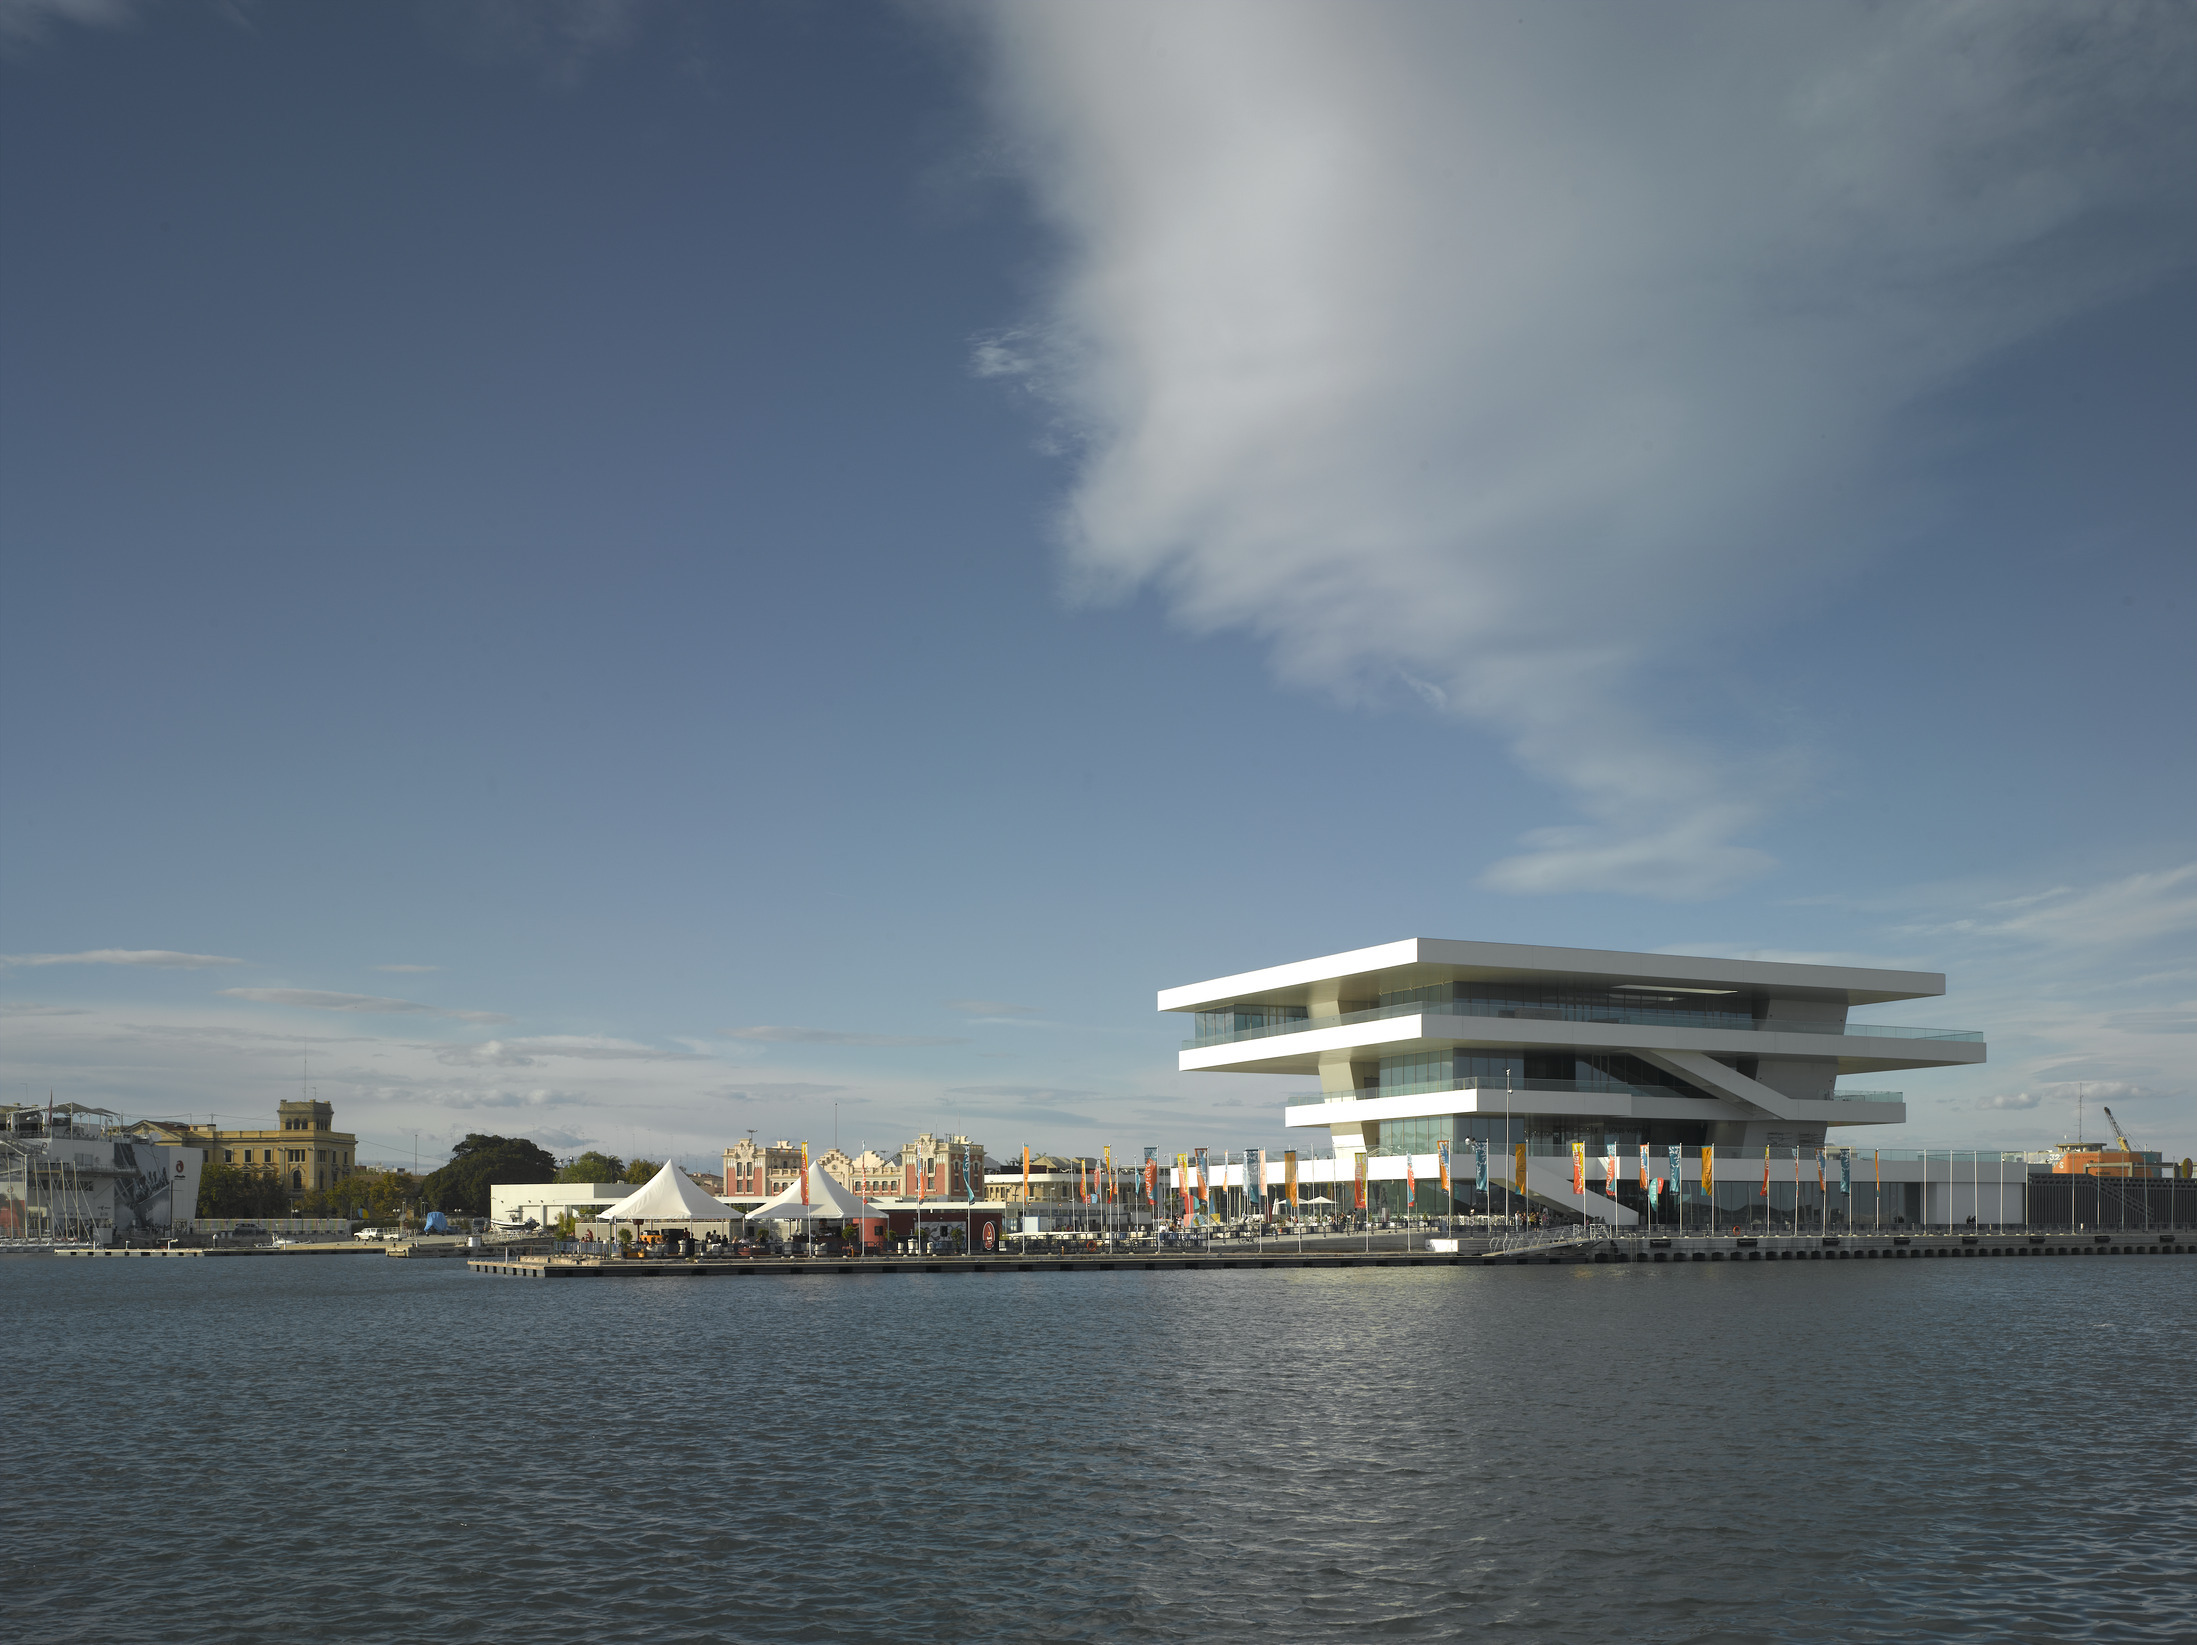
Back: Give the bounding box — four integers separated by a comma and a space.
224, 1150, 234, 1163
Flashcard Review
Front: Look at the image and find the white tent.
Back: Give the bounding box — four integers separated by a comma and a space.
599, 1159, 740, 1224
743, 1163, 875, 1223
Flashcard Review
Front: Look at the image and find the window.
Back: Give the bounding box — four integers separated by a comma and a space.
224, 1150, 234, 1163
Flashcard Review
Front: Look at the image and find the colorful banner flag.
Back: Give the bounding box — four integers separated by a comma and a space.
1649, 1176, 1662, 1210
1817, 1149, 1826, 1194
1761, 1145, 1771, 1198
1176, 1152, 1192, 1219
1406, 1152, 1416, 1209
1840, 1149, 1852, 1194
1603, 1149, 1620, 1202
1194, 1147, 1209, 1212
1473, 1140, 1488, 1194
966, 1145, 978, 1205
1104, 1145, 1114, 1205
1514, 1143, 1527, 1194
1285, 1149, 1299, 1205
1639, 1143, 1651, 1189
1143, 1148, 1157, 1207
1702, 1144, 1714, 1195
1437, 1139, 1452, 1195
1353, 1150, 1367, 1209
1668, 1143, 1682, 1194
1571, 1141, 1586, 1195
1022, 1144, 1030, 1202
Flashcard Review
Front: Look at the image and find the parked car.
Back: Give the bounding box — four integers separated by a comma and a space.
355, 1227, 387, 1241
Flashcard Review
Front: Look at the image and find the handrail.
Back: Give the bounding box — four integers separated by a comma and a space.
1185, 996, 1981, 1049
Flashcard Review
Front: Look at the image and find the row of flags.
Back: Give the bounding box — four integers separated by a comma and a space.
981, 1139, 1879, 1218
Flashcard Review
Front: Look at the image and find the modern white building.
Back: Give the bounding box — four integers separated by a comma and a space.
488, 1181, 639, 1227
1161, 939, 1992, 1229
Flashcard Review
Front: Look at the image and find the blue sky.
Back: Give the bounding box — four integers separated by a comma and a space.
3, 0, 2191, 1172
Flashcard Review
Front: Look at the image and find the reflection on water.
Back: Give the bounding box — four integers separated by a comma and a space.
4, 1256, 2192, 1642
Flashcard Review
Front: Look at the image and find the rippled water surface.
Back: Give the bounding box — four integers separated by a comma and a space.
5, 1253, 2193, 1642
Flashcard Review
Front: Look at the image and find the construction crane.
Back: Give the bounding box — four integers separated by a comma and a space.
2101, 1105, 2142, 1159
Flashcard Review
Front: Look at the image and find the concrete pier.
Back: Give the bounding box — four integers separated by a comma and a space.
467, 1229, 2188, 1279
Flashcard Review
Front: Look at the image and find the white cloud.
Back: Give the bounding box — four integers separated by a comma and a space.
2, 949, 247, 968
721, 1026, 965, 1047
967, 0, 2194, 896
709, 1081, 851, 1104
221, 987, 513, 1025
0, 0, 137, 49
1978, 1092, 2042, 1111
433, 1036, 709, 1069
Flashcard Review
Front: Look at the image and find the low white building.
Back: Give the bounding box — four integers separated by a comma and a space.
489, 1181, 635, 1227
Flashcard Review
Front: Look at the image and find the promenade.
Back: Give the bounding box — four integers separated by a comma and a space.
468, 1227, 2188, 1279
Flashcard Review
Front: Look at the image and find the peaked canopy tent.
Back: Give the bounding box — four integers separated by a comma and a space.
743, 1163, 874, 1223
597, 1160, 740, 1224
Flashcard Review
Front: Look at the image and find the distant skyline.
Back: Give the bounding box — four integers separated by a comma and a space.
3, 1, 2191, 1172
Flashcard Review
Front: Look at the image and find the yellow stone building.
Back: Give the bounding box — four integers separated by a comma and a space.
215, 1100, 359, 1201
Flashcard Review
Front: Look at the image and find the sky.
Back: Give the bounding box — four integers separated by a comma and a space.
2, 0, 2191, 1174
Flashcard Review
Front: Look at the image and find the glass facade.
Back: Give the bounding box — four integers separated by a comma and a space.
1372, 1048, 1725, 1105
1193, 1004, 1307, 1041
1378, 980, 1757, 1032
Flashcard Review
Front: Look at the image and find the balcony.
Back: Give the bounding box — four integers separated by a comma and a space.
1184, 997, 1980, 1050
1290, 1080, 1905, 1108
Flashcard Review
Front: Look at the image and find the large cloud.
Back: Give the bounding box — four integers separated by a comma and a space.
967, 0, 2194, 895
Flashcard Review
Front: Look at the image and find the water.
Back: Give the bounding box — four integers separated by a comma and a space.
4, 1254, 2192, 1643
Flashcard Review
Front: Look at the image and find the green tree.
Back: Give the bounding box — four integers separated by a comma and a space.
555, 1151, 625, 1184
621, 1157, 658, 1184
419, 1134, 559, 1217
195, 1163, 293, 1220
298, 1168, 420, 1223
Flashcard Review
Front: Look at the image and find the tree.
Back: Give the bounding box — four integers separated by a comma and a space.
419, 1134, 558, 1217
622, 1157, 658, 1184
298, 1168, 420, 1223
555, 1151, 625, 1184
195, 1163, 293, 1220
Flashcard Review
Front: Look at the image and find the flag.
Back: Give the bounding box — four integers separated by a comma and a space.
1474, 1140, 1489, 1194
1514, 1143, 1526, 1195
1284, 1149, 1299, 1206
1022, 1145, 1030, 1202
1571, 1141, 1586, 1196
1702, 1144, 1715, 1195
1245, 1146, 1262, 1208
915, 1147, 925, 1206
1406, 1152, 1416, 1209
1353, 1149, 1367, 1209
966, 1145, 978, 1205
1104, 1145, 1113, 1205
1437, 1139, 1452, 1195
1761, 1145, 1771, 1197
1668, 1144, 1682, 1196
1639, 1143, 1650, 1189
1840, 1149, 1852, 1194
1817, 1149, 1826, 1194
1649, 1176, 1662, 1210
1195, 1147, 1209, 1212
1603, 1149, 1620, 1202
1176, 1152, 1192, 1218
1144, 1148, 1157, 1208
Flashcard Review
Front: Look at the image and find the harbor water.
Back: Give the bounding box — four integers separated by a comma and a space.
4, 1254, 2192, 1643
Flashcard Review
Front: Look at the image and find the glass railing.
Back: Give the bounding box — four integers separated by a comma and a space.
1287, 1080, 1905, 1108
1184, 996, 1981, 1049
